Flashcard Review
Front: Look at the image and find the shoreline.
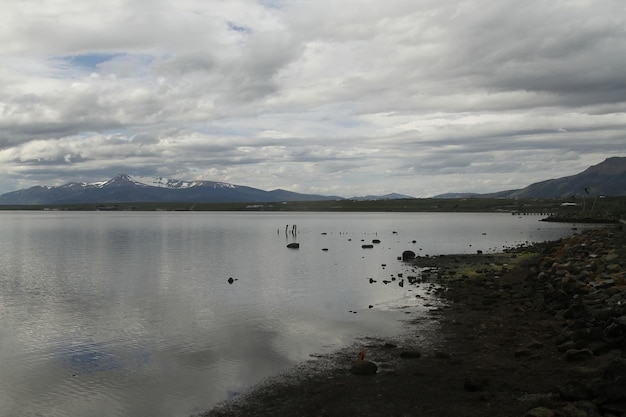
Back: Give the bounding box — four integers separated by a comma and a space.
201, 225, 625, 417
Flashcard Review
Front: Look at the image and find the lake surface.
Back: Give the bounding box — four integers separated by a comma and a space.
0, 211, 589, 417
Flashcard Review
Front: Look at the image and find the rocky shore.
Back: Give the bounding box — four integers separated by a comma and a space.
201, 225, 626, 417
541, 212, 620, 224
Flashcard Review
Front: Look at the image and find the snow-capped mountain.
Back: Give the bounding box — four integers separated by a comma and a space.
0, 174, 339, 205
96, 174, 236, 190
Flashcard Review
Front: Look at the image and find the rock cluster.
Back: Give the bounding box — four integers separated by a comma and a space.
523, 227, 626, 416
420, 226, 626, 417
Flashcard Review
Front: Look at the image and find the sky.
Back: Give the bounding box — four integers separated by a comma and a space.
1, 0, 625, 198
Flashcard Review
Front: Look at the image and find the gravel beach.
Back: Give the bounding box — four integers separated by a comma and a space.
201, 224, 626, 417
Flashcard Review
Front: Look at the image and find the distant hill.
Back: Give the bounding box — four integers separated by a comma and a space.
434, 157, 626, 198
0, 174, 342, 205
349, 193, 415, 201
433, 192, 482, 199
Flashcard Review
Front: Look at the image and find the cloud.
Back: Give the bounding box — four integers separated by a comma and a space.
0, 0, 624, 196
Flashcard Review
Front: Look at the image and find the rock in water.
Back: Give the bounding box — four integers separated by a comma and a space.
402, 250, 416, 261
350, 360, 378, 375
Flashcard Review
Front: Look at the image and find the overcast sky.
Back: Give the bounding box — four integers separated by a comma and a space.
1, 0, 624, 197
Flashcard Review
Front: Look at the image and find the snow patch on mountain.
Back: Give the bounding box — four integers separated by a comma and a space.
94, 174, 238, 190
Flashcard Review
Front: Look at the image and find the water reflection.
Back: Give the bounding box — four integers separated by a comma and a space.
0, 211, 591, 416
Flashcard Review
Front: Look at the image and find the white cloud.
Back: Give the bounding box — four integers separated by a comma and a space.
0, 0, 624, 197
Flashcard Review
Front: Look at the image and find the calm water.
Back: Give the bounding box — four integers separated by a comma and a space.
0, 211, 587, 417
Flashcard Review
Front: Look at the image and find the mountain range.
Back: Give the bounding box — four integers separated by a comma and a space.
0, 174, 346, 205
0, 157, 624, 205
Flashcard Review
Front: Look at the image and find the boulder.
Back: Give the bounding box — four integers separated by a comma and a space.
350, 360, 378, 376
558, 380, 590, 401
599, 401, 626, 416
603, 358, 626, 380
565, 348, 594, 361
523, 407, 556, 417
590, 379, 626, 404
